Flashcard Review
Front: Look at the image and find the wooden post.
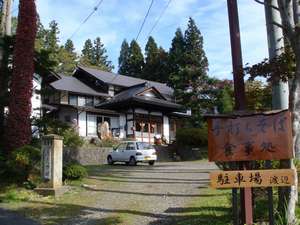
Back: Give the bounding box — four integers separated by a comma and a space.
227, 0, 252, 224
148, 111, 151, 144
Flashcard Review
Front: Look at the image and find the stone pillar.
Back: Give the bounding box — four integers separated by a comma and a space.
35, 134, 66, 196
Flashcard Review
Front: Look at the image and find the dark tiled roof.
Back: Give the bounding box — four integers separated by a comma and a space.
97, 83, 183, 111
50, 75, 109, 97
78, 66, 174, 96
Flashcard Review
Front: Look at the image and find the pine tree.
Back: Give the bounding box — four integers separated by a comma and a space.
118, 39, 130, 75
64, 39, 75, 54
128, 39, 144, 78
80, 38, 93, 66
5, 0, 37, 150
168, 28, 185, 86
157, 47, 169, 83
56, 39, 77, 75
92, 37, 113, 72
169, 18, 209, 127
80, 37, 113, 72
143, 36, 158, 80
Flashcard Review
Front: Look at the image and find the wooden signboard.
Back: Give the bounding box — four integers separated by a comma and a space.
210, 169, 296, 188
207, 110, 293, 162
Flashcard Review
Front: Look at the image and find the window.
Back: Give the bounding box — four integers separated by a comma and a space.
69, 95, 77, 106
126, 142, 136, 150
117, 143, 127, 151
87, 114, 97, 136
86, 97, 93, 106
136, 142, 153, 150
78, 96, 86, 106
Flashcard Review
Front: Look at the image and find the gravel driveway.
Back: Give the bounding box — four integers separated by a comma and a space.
64, 161, 217, 225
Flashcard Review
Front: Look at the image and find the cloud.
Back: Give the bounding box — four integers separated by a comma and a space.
32, 0, 269, 79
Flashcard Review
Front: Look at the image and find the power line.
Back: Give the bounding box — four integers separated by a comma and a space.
135, 0, 154, 41
69, 0, 104, 40
147, 0, 172, 38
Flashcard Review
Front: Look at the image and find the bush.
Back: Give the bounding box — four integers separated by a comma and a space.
7, 145, 41, 181
61, 128, 84, 148
33, 117, 84, 148
63, 163, 87, 180
176, 126, 208, 147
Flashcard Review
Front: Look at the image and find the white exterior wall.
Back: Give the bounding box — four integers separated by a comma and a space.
78, 111, 87, 136
31, 76, 41, 119
163, 115, 170, 143
119, 114, 126, 139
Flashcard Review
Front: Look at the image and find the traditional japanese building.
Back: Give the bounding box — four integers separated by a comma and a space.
41, 66, 189, 143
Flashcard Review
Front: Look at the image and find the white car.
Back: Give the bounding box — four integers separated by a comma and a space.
107, 141, 157, 166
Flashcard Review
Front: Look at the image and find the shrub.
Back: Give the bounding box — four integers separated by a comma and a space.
7, 145, 41, 181
176, 126, 208, 147
33, 117, 84, 148
63, 163, 87, 180
61, 128, 84, 148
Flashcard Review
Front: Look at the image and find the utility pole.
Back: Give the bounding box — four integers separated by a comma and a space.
227, 0, 252, 224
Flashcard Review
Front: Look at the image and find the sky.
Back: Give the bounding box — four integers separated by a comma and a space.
13, 0, 269, 80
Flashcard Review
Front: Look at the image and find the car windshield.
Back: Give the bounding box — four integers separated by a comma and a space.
136, 142, 153, 150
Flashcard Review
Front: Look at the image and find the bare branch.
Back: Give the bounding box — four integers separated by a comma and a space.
254, 0, 280, 11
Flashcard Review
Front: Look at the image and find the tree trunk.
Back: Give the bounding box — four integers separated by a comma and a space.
281, 52, 300, 224
5, 0, 37, 151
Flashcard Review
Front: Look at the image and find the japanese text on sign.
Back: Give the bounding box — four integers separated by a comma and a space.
210, 169, 296, 188
207, 110, 293, 162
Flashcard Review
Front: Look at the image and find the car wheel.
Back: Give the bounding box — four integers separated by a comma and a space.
129, 156, 137, 166
148, 161, 155, 166
107, 156, 114, 165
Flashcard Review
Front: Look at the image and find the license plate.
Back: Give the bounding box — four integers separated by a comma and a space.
145, 156, 151, 160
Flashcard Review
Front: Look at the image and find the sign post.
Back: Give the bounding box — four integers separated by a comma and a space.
206, 110, 295, 225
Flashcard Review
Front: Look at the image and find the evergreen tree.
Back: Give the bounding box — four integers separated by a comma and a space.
169, 18, 209, 127
168, 28, 185, 82
143, 36, 158, 80
44, 20, 60, 66
128, 39, 144, 78
118, 39, 130, 75
64, 39, 75, 54
80, 37, 113, 72
92, 37, 113, 71
80, 39, 93, 67
56, 39, 77, 75
156, 47, 169, 83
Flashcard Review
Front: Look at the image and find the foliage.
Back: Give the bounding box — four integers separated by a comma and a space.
7, 145, 41, 181
5, 0, 37, 151
63, 163, 87, 180
176, 125, 208, 147
143, 36, 169, 82
118, 39, 130, 75
244, 48, 295, 83
62, 128, 84, 148
56, 39, 77, 75
168, 18, 209, 127
80, 37, 114, 72
217, 87, 234, 113
33, 116, 84, 148
127, 39, 144, 78
245, 80, 272, 111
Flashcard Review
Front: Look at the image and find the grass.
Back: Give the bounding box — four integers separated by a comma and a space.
0, 164, 125, 225
156, 188, 232, 225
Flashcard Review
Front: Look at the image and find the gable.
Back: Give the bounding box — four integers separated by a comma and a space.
137, 87, 167, 100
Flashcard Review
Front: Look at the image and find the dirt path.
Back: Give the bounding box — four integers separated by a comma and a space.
64, 161, 217, 225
